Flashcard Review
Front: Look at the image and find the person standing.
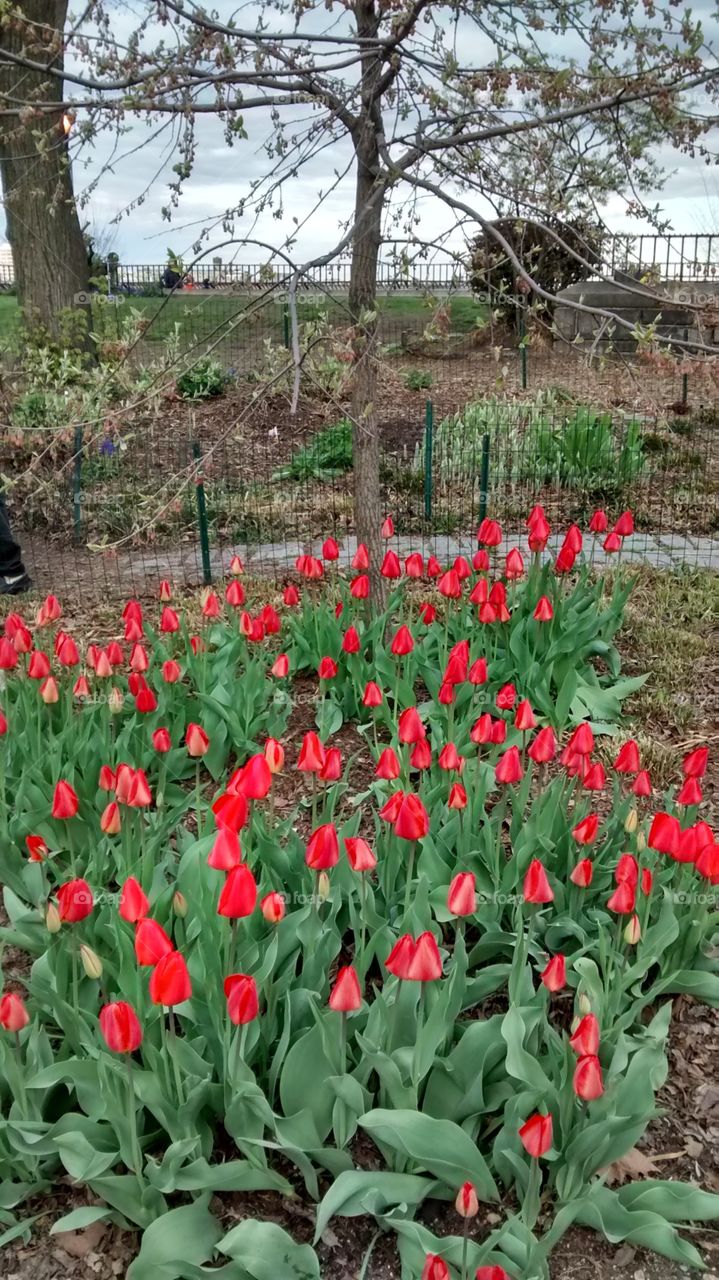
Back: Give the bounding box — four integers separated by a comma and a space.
0, 494, 31, 593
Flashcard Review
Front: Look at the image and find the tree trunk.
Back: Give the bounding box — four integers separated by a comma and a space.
0, 1, 91, 343
349, 0, 384, 600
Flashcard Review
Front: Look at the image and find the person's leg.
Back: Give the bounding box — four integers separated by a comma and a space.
0, 493, 28, 583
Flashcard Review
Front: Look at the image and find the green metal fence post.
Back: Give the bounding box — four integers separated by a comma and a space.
478, 433, 490, 526
423, 399, 433, 520
682, 326, 689, 407
283, 306, 291, 350
192, 440, 212, 585
72, 424, 83, 544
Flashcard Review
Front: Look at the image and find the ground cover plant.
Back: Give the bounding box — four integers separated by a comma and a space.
0, 512, 716, 1279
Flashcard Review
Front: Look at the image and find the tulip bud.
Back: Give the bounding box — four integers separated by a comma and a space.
80, 944, 103, 980
108, 686, 124, 714
624, 808, 639, 834
636, 831, 647, 852
172, 890, 188, 918
45, 902, 61, 934
455, 1180, 479, 1218
578, 992, 592, 1016
624, 914, 641, 945
317, 872, 330, 902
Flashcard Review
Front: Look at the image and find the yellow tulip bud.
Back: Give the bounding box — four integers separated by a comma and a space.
317, 872, 330, 903
79, 944, 103, 980
636, 831, 647, 852
624, 914, 642, 945
173, 890, 188, 918
624, 808, 638, 834
45, 902, 61, 934
108, 686, 124, 715
578, 992, 592, 1016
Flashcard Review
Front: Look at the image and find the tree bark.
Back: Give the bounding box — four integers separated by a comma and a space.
349, 0, 384, 601
0, 1, 91, 342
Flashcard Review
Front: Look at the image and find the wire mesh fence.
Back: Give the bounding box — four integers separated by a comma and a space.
0, 273, 717, 599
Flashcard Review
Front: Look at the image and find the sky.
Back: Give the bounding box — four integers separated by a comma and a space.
2, 0, 718, 267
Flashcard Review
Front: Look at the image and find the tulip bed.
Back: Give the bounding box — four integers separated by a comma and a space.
0, 512, 717, 1280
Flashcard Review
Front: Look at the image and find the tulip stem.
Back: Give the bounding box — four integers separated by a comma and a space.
461, 1217, 469, 1280
233, 1022, 248, 1084
167, 1010, 185, 1109
125, 1056, 144, 1193
71, 948, 80, 1017
359, 873, 368, 976
195, 762, 203, 839
522, 1155, 542, 1228
403, 843, 416, 921
13, 1032, 28, 1118
339, 1011, 347, 1075
411, 986, 425, 1092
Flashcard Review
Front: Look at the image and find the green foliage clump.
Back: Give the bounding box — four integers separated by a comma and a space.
274, 418, 353, 481
176, 357, 226, 400
404, 368, 433, 390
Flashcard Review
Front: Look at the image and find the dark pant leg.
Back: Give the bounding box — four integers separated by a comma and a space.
0, 494, 25, 577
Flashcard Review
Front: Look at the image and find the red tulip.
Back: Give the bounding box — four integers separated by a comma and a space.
237, 754, 273, 800
345, 837, 376, 872
583, 762, 606, 790
152, 727, 171, 754
28, 651, 51, 680
376, 748, 401, 780
648, 812, 680, 857
217, 864, 258, 918
519, 1112, 553, 1158
448, 782, 467, 810
405, 552, 424, 578
514, 699, 536, 731
318, 656, 338, 680
607, 881, 636, 914
208, 828, 242, 871
421, 1255, 449, 1280
469, 657, 488, 684
57, 878, 94, 923
632, 770, 652, 797
411, 740, 432, 770
386, 932, 442, 981
128, 770, 152, 808
570, 858, 593, 888
352, 543, 370, 570
603, 531, 622, 553
677, 777, 702, 806
379, 790, 404, 823
160, 606, 180, 633
398, 707, 425, 744
569, 1013, 600, 1056
159, 578, 172, 600
495, 746, 523, 785
683, 746, 709, 779
496, 682, 515, 710
39, 676, 59, 704
523, 859, 553, 904
329, 965, 362, 1012
149, 951, 191, 1006
271, 653, 290, 678
322, 536, 340, 560
261, 891, 286, 922
25, 835, 48, 862
438, 681, 455, 706
362, 681, 383, 707
533, 595, 554, 621
119, 877, 149, 923
305, 823, 340, 870
99, 1001, 142, 1053
540, 954, 566, 992
574, 1054, 604, 1100
319, 747, 342, 782
528, 726, 556, 764
212, 791, 249, 831
437, 569, 461, 599
614, 740, 640, 774
504, 548, 524, 580
186, 723, 209, 757
380, 551, 401, 579
447, 872, 476, 916
297, 731, 326, 773
135, 918, 173, 965
390, 624, 414, 656
51, 781, 78, 820
438, 742, 462, 772
476, 1268, 511, 1280
614, 509, 634, 537
394, 793, 429, 841
572, 814, 599, 844
381, 515, 394, 538
528, 514, 550, 552
419, 601, 437, 623
615, 853, 638, 886
283, 585, 300, 607
477, 518, 502, 547
455, 1180, 479, 1218
224, 973, 259, 1024
0, 638, 18, 669
342, 626, 361, 654
589, 509, 608, 533
0, 992, 29, 1032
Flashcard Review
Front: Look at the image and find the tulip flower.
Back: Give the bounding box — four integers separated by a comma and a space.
505, 548, 524, 579
607, 881, 636, 914
236, 754, 273, 800
394, 793, 429, 841
438, 742, 462, 771
380, 551, 401, 578
376, 748, 401, 780
318, 656, 338, 680
208, 828, 242, 871
28, 651, 51, 680
569, 1013, 600, 1056
159, 578, 172, 600
496, 682, 515, 710
514, 699, 536, 731
57, 878, 93, 923
472, 548, 490, 571
297, 731, 326, 773
329, 965, 362, 1012
419, 601, 437, 623
342, 626, 361, 654
519, 1112, 553, 1158
135, 918, 173, 965
52, 780, 78, 820
398, 706, 425, 743
572, 814, 599, 844
447, 872, 476, 916
381, 515, 394, 538
186, 723, 209, 757
570, 858, 593, 888
319, 747, 342, 783
351, 543, 370, 570
455, 1180, 479, 1218
448, 782, 467, 810
405, 552, 424, 577
261, 891, 286, 923
39, 677, 59, 704
152, 727, 172, 753
615, 853, 638, 886
495, 746, 523, 785
528, 726, 556, 764
533, 595, 554, 621
0, 992, 29, 1033
345, 837, 377, 872
119, 877, 149, 923
225, 580, 245, 608
648, 812, 680, 857
589, 509, 608, 533
574, 1054, 604, 1101
390, 624, 414, 656
614, 740, 640, 774
160, 606, 180, 633
224, 974, 259, 1024
128, 770, 152, 808
149, 951, 191, 1006
25, 835, 48, 862
677, 777, 702, 806
305, 823, 340, 870
437, 569, 461, 598
540, 954, 566, 992
421, 1255, 449, 1280
362, 681, 383, 707
624, 914, 642, 944
469, 656, 488, 684
409, 740, 431, 771
386, 932, 442, 981
99, 1001, 142, 1054
283, 585, 300, 607
523, 859, 554, 904
477, 518, 502, 546
217, 864, 258, 917
683, 746, 709, 779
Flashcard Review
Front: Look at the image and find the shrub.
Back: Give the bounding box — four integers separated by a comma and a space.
176, 356, 226, 399
404, 368, 433, 390
273, 418, 353, 480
